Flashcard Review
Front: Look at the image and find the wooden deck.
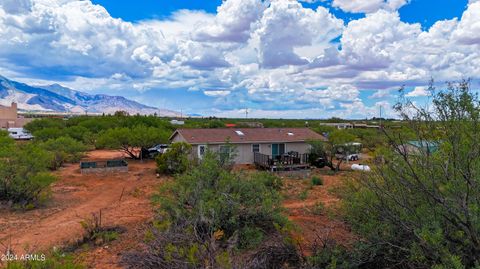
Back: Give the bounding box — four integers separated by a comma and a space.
254, 152, 310, 172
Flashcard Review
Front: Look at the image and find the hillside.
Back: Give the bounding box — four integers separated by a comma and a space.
0, 75, 180, 116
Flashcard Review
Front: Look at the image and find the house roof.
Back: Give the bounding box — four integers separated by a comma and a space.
407, 140, 440, 153
170, 128, 327, 144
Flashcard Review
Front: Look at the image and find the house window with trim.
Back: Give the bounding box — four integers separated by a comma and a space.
252, 144, 260, 153
219, 145, 232, 163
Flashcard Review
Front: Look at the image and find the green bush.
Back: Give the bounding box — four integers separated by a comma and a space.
306, 240, 353, 269
238, 226, 264, 249
155, 142, 191, 175
0, 140, 56, 207
311, 176, 323, 186
31, 127, 64, 141
24, 118, 65, 134
340, 81, 480, 268
127, 151, 289, 268
41, 136, 87, 169
63, 126, 93, 143
298, 190, 309, 200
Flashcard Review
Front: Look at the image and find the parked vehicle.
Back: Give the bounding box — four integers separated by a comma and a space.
147, 144, 169, 158
7, 128, 34, 140
351, 163, 371, 172
337, 153, 360, 161
310, 157, 326, 168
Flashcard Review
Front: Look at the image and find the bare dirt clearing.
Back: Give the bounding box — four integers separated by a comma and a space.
0, 150, 162, 268
282, 169, 357, 253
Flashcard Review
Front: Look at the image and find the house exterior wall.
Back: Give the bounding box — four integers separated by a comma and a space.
171, 132, 313, 165
0, 103, 33, 129
0, 103, 17, 120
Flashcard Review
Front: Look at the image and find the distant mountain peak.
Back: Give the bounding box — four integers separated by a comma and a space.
0, 75, 180, 116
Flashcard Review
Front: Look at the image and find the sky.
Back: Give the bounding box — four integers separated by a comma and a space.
0, 0, 478, 118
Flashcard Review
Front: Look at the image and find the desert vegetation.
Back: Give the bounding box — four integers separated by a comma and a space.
0, 131, 56, 208
5, 81, 480, 268
125, 151, 294, 268
332, 80, 480, 268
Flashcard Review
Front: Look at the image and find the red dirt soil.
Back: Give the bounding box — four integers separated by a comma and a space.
0, 150, 163, 268
282, 170, 356, 254
0, 150, 357, 267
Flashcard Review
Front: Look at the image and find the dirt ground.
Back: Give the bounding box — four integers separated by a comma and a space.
0, 150, 359, 268
0, 150, 163, 268
281, 168, 357, 254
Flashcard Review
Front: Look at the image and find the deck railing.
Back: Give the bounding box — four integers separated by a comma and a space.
254, 152, 310, 170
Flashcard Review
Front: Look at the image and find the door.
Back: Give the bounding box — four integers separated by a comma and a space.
272, 143, 285, 158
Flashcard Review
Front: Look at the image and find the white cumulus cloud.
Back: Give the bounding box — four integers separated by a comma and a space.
332, 0, 409, 13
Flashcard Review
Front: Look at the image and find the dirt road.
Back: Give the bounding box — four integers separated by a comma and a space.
0, 150, 161, 267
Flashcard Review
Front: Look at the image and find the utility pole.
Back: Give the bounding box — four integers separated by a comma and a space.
245, 108, 248, 119
379, 105, 383, 129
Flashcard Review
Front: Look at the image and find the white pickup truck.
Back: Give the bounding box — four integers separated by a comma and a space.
7, 128, 34, 140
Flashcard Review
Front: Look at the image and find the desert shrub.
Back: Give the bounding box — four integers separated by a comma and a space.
238, 226, 264, 249
308, 201, 325, 216
0, 141, 56, 207
340, 81, 480, 268
41, 136, 87, 169
298, 190, 309, 200
246, 242, 301, 269
155, 142, 191, 175
63, 126, 93, 144
75, 211, 124, 248
311, 176, 323, 186
306, 238, 354, 269
125, 152, 289, 268
31, 127, 64, 141
24, 118, 65, 134
158, 151, 287, 242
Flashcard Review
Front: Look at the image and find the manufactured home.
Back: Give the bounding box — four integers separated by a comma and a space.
169, 128, 327, 170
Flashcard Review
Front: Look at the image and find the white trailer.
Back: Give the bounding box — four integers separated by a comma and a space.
7, 128, 34, 140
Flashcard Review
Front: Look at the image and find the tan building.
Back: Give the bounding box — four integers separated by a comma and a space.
170, 128, 326, 170
0, 102, 32, 129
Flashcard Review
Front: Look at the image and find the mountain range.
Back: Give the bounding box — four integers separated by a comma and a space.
0, 75, 180, 116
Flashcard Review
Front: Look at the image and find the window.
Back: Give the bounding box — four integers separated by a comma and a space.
252, 144, 260, 153
235, 130, 245, 136
219, 145, 230, 155
198, 145, 207, 159
219, 145, 232, 163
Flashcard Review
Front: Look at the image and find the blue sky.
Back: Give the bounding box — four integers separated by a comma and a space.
0, 0, 478, 118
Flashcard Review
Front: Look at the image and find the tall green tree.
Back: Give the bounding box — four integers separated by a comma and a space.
308, 130, 357, 171
343, 80, 480, 268
96, 125, 169, 159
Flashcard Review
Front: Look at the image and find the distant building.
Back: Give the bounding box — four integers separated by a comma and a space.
319, 122, 380, 130
319, 123, 353, 129
238, 122, 264, 128
170, 119, 185, 125
0, 102, 32, 129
